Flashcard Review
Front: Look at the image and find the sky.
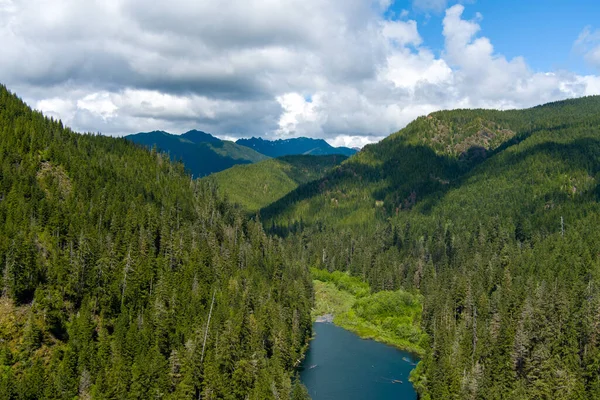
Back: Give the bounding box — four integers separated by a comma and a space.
1, 0, 600, 148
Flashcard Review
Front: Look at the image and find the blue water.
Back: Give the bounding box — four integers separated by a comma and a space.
300, 323, 418, 400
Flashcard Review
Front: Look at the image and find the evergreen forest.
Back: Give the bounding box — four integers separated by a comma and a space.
263, 96, 600, 399
0, 85, 312, 400
206, 155, 346, 213
3, 82, 600, 400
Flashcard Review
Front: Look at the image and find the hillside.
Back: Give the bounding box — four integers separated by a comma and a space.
266, 96, 600, 399
236, 137, 357, 157
0, 85, 312, 399
126, 130, 268, 177
5, 80, 600, 400
263, 97, 600, 228
206, 155, 347, 213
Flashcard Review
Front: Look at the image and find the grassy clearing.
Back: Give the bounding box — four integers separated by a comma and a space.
311, 280, 355, 319
311, 269, 426, 356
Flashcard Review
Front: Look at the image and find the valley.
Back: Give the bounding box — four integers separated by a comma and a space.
126, 132, 355, 178
3, 1, 600, 399
2, 84, 600, 399
125, 130, 268, 177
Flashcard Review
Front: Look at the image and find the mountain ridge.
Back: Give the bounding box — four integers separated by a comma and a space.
126, 129, 268, 177
261, 94, 600, 399
262, 95, 600, 228
236, 136, 357, 157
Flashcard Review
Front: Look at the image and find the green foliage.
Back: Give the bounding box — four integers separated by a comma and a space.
0, 85, 312, 399
207, 155, 346, 213
290, 376, 311, 400
312, 270, 425, 355
270, 95, 600, 399
311, 280, 355, 319
310, 268, 369, 298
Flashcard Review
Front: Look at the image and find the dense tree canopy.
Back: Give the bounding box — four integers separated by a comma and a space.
206, 155, 346, 213
0, 85, 312, 400
263, 95, 600, 399
4, 80, 600, 400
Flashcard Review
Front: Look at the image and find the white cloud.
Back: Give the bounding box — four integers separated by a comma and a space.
438, 5, 591, 108
77, 93, 118, 120
579, 75, 600, 95
1, 0, 599, 147
382, 48, 453, 88
34, 88, 281, 137
575, 26, 600, 70
330, 135, 385, 148
35, 98, 76, 122
382, 20, 422, 47
276, 93, 323, 136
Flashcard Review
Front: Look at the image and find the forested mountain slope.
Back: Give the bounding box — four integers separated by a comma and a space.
236, 137, 356, 157
206, 155, 346, 213
268, 96, 600, 399
263, 96, 600, 229
0, 85, 312, 399
126, 130, 268, 177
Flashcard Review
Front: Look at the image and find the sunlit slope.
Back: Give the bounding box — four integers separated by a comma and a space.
262, 96, 600, 229
207, 154, 346, 212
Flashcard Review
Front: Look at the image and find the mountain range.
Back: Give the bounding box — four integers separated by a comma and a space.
235, 137, 357, 157
126, 131, 356, 177
126, 130, 268, 177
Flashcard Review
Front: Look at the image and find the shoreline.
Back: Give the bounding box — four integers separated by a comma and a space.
310, 276, 426, 357
312, 313, 425, 358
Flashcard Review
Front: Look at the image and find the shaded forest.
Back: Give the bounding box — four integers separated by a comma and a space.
126, 130, 268, 178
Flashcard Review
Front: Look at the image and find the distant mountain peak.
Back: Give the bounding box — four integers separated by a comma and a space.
134, 130, 170, 136
125, 129, 267, 177
180, 129, 220, 143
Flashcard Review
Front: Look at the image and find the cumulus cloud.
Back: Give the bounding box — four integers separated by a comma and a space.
382, 20, 422, 47
1, 0, 599, 148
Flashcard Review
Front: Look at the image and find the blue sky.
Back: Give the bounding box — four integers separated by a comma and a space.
389, 0, 600, 74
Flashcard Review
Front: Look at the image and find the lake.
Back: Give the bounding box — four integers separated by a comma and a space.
300, 322, 418, 400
